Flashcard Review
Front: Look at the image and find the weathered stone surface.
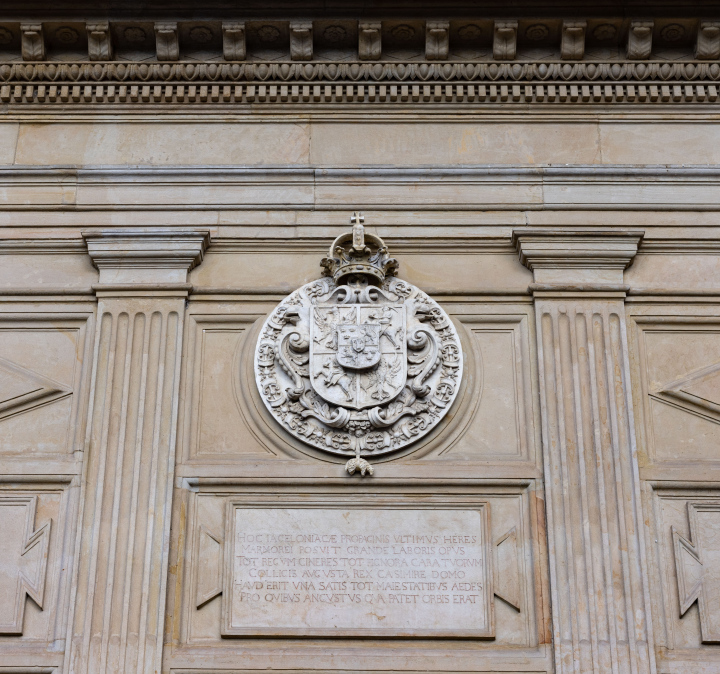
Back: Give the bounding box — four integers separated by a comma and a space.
1, 4, 720, 674
223, 504, 492, 637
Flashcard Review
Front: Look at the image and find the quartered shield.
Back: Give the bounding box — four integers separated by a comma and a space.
310, 303, 406, 410
337, 324, 381, 369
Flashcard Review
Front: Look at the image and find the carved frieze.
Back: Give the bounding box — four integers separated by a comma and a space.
2, 60, 719, 108
254, 217, 462, 473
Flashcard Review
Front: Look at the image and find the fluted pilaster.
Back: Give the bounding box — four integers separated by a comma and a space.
514, 230, 656, 674
67, 230, 209, 674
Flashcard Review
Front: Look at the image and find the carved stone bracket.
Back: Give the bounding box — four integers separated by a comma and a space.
426, 21, 449, 61
222, 21, 246, 60
20, 23, 44, 61
290, 21, 313, 61
3, 16, 718, 69
561, 20, 586, 60
87, 22, 112, 61
697, 21, 720, 60
628, 20, 654, 60
359, 22, 381, 61
155, 22, 179, 62
493, 20, 517, 60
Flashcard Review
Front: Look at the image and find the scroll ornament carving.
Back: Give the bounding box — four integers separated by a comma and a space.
290, 22, 313, 61
628, 20, 654, 60
155, 22, 179, 62
359, 23, 382, 61
561, 20, 586, 60
20, 24, 44, 61
254, 215, 463, 474
425, 21, 449, 61
87, 22, 112, 61
493, 21, 518, 60
222, 22, 246, 61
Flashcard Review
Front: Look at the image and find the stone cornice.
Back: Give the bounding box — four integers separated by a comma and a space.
1, 14, 719, 113
2, 61, 719, 108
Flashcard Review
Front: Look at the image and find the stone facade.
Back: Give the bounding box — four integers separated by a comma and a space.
1, 2, 720, 673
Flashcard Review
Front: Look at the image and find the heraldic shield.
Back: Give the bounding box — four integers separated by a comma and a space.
310, 304, 406, 410
254, 214, 463, 476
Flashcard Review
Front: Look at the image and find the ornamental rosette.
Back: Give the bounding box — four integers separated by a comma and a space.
254, 216, 463, 475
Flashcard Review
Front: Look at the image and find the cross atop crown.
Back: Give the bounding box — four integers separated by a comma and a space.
320, 211, 398, 285
351, 211, 365, 251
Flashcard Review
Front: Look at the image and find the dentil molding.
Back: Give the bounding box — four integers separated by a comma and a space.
1, 15, 720, 109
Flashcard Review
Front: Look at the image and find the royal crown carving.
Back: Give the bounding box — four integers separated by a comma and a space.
254, 215, 463, 475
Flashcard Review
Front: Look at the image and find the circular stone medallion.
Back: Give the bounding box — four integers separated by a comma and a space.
254, 222, 463, 473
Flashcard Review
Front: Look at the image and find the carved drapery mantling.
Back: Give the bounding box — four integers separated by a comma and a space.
514, 230, 656, 674
67, 230, 209, 674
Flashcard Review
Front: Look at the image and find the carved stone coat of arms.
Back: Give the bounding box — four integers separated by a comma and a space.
254, 217, 463, 474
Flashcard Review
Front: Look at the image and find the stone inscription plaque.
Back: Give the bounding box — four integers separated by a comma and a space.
222, 503, 493, 638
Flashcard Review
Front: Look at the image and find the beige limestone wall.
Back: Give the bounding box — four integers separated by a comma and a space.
1, 93, 720, 674
1, 119, 720, 167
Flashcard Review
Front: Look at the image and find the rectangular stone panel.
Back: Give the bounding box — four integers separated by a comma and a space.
630, 319, 720, 465
0, 318, 90, 456
222, 500, 493, 638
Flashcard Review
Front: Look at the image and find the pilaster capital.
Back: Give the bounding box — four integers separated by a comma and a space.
512, 228, 644, 289
83, 228, 210, 291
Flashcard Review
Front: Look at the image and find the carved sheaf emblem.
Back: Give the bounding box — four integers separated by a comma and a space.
254, 214, 463, 474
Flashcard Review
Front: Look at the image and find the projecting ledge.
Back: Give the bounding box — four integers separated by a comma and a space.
512, 228, 644, 287
83, 228, 210, 286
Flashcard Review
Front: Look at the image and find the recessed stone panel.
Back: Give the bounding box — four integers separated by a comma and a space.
222, 499, 493, 638
632, 321, 720, 464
